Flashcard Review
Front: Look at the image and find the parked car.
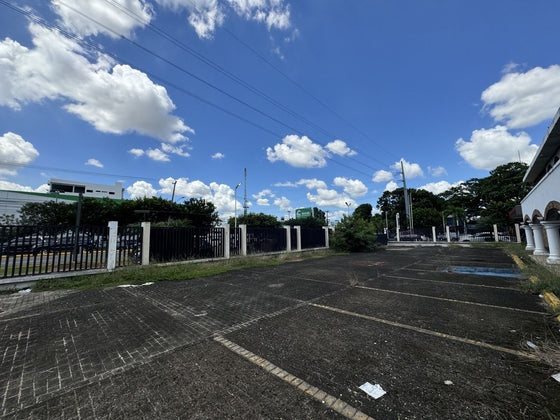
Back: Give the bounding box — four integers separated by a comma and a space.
2, 235, 53, 255
38, 233, 95, 254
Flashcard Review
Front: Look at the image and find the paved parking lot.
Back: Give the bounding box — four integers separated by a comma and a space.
0, 246, 559, 419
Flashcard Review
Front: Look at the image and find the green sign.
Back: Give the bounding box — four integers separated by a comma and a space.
295, 207, 313, 219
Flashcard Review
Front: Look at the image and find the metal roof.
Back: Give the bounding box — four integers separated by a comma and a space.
523, 107, 560, 184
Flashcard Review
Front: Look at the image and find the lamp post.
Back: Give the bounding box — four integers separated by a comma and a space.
234, 182, 242, 229
345, 201, 351, 216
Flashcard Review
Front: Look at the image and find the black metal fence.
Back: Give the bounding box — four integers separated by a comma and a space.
0, 224, 109, 278
301, 228, 326, 249
149, 227, 224, 263
116, 225, 143, 267
247, 227, 287, 254
230, 227, 241, 256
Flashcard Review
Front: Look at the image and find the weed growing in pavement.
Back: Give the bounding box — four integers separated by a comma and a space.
33, 250, 337, 291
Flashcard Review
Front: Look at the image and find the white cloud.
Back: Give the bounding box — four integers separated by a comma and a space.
428, 166, 447, 177
325, 139, 356, 157
0, 24, 193, 143
385, 181, 398, 192
146, 149, 170, 162
0, 132, 39, 175
126, 180, 157, 198
390, 159, 424, 179
372, 169, 393, 183
296, 178, 327, 190
51, 0, 154, 38
333, 177, 367, 198
273, 181, 297, 187
273, 196, 291, 211
253, 189, 274, 206
161, 143, 191, 157
0, 181, 48, 193
455, 125, 538, 170
129, 148, 145, 157
85, 158, 103, 168
306, 188, 354, 208
267, 135, 327, 168
226, 0, 291, 30
481, 65, 560, 129
418, 180, 463, 195
212, 152, 225, 159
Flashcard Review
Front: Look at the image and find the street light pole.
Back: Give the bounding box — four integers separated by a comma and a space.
234, 182, 241, 229
345, 201, 351, 216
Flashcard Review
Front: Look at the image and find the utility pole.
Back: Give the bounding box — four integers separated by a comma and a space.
243, 168, 248, 216
401, 160, 411, 232
171, 180, 177, 203
326, 210, 329, 226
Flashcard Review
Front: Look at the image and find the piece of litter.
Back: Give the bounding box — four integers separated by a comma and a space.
526, 341, 538, 350
552, 373, 560, 383
359, 382, 386, 399
444, 380, 453, 386
18, 288, 31, 294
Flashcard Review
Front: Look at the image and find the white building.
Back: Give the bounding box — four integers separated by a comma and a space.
0, 179, 124, 220
520, 107, 560, 264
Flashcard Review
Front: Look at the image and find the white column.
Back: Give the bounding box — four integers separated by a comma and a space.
432, 226, 436, 242
521, 224, 535, 251
107, 221, 118, 271
295, 226, 302, 251
396, 228, 400, 242
542, 221, 560, 264
493, 224, 499, 242
445, 226, 451, 243
240, 224, 247, 256
141, 222, 150, 266
323, 226, 329, 248
530, 223, 548, 256
515, 223, 521, 243
224, 224, 230, 259
284, 225, 291, 252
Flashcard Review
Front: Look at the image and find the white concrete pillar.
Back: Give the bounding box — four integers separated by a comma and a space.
396, 228, 400, 242
432, 226, 436, 242
295, 226, 302, 251
224, 224, 230, 259
445, 226, 451, 243
530, 223, 548, 256
493, 224, 499, 242
240, 224, 247, 256
284, 225, 291, 252
107, 221, 118, 271
542, 221, 560, 264
515, 224, 521, 243
521, 224, 535, 251
322, 226, 330, 248
141, 222, 150, 266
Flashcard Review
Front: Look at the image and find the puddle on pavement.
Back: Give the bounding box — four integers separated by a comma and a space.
444, 265, 523, 278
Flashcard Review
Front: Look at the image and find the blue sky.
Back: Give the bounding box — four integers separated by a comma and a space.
1, 0, 560, 224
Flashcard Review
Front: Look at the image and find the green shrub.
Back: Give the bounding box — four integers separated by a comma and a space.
330, 215, 378, 252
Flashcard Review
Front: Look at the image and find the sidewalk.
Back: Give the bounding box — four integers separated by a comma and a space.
1, 247, 558, 418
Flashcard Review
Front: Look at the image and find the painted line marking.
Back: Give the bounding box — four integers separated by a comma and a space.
309, 303, 538, 361
214, 336, 374, 420
356, 285, 546, 315
381, 273, 518, 291
511, 255, 527, 270
543, 292, 560, 310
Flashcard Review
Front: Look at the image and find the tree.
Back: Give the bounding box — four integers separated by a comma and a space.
181, 198, 220, 227
376, 188, 444, 229
354, 203, 373, 222
19, 201, 75, 225
229, 212, 280, 227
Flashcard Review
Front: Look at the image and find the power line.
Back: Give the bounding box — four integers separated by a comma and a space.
0, 1, 383, 179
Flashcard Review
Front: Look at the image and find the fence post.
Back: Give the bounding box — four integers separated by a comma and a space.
445, 226, 451, 243
107, 221, 118, 271
224, 224, 230, 259
295, 226, 301, 251
432, 226, 436, 242
284, 225, 291, 252
240, 224, 247, 256
515, 223, 521, 243
323, 226, 329, 248
141, 222, 150, 266
493, 224, 499, 242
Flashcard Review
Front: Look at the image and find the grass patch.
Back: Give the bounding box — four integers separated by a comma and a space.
33, 250, 337, 292
503, 243, 560, 312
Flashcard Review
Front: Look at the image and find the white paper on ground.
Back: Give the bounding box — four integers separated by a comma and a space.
552, 373, 560, 383
359, 382, 386, 399
526, 341, 538, 350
